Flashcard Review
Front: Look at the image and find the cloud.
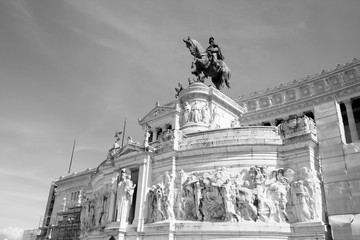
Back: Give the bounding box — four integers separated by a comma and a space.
0, 227, 25, 240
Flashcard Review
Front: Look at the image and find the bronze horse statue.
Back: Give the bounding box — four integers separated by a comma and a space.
183, 37, 231, 90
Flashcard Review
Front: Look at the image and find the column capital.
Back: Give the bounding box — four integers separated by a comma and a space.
343, 98, 353, 105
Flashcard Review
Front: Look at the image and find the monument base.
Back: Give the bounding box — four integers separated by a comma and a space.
126, 220, 291, 240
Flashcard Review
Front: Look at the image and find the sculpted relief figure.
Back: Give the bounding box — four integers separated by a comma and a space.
191, 101, 202, 123
175, 170, 187, 220
300, 167, 322, 220
266, 169, 294, 223
201, 103, 211, 124
163, 171, 175, 220
292, 181, 311, 222
89, 198, 96, 227
148, 184, 166, 223
98, 184, 111, 226
183, 101, 191, 124
285, 167, 322, 223
80, 195, 89, 233
94, 192, 103, 227
210, 105, 221, 129
222, 179, 240, 222
182, 101, 213, 126
153, 166, 323, 225
148, 172, 176, 223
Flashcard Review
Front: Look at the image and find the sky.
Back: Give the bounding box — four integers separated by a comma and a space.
1, 0, 360, 239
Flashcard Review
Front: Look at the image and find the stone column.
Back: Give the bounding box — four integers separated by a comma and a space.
343, 99, 359, 142
133, 154, 152, 233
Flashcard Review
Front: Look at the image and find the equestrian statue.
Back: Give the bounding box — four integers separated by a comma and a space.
183, 36, 231, 91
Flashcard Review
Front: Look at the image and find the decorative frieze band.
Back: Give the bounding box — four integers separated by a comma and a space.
235, 59, 360, 124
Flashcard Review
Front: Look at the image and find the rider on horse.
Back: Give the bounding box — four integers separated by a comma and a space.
206, 36, 225, 71
183, 36, 231, 90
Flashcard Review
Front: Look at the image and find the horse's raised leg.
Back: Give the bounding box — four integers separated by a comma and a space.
222, 71, 231, 89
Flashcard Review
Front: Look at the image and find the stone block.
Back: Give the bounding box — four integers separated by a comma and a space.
316, 113, 341, 126
322, 162, 347, 183
319, 145, 344, 159
350, 180, 360, 212
343, 142, 360, 154
329, 215, 354, 240
314, 101, 338, 119
324, 182, 353, 215
353, 214, 360, 238
322, 153, 345, 163
345, 153, 360, 180
318, 137, 344, 147
316, 123, 342, 140
290, 221, 328, 239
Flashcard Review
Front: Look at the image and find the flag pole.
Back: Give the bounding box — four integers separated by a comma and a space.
68, 139, 76, 174
121, 118, 126, 147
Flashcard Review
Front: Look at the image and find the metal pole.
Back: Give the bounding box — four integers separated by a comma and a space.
121, 118, 126, 147
68, 139, 76, 174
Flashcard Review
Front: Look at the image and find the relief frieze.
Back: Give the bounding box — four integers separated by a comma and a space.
147, 166, 323, 224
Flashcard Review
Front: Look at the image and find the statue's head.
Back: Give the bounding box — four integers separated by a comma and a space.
209, 36, 214, 44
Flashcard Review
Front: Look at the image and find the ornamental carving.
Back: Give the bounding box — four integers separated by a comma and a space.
344, 69, 357, 83
272, 93, 283, 105
158, 129, 175, 143
327, 75, 341, 89
247, 100, 258, 111
148, 166, 323, 224
259, 97, 270, 108
313, 80, 326, 94
278, 115, 316, 138
285, 89, 297, 102
299, 85, 311, 98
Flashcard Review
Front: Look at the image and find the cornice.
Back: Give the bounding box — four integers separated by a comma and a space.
233, 59, 360, 123
241, 82, 360, 123
234, 58, 360, 102
56, 175, 91, 189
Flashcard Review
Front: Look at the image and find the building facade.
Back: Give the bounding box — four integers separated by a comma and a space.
35, 58, 360, 240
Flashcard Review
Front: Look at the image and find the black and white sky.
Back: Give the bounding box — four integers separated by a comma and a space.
1, 0, 360, 238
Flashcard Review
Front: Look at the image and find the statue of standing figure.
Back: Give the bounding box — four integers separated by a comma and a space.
113, 169, 136, 224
